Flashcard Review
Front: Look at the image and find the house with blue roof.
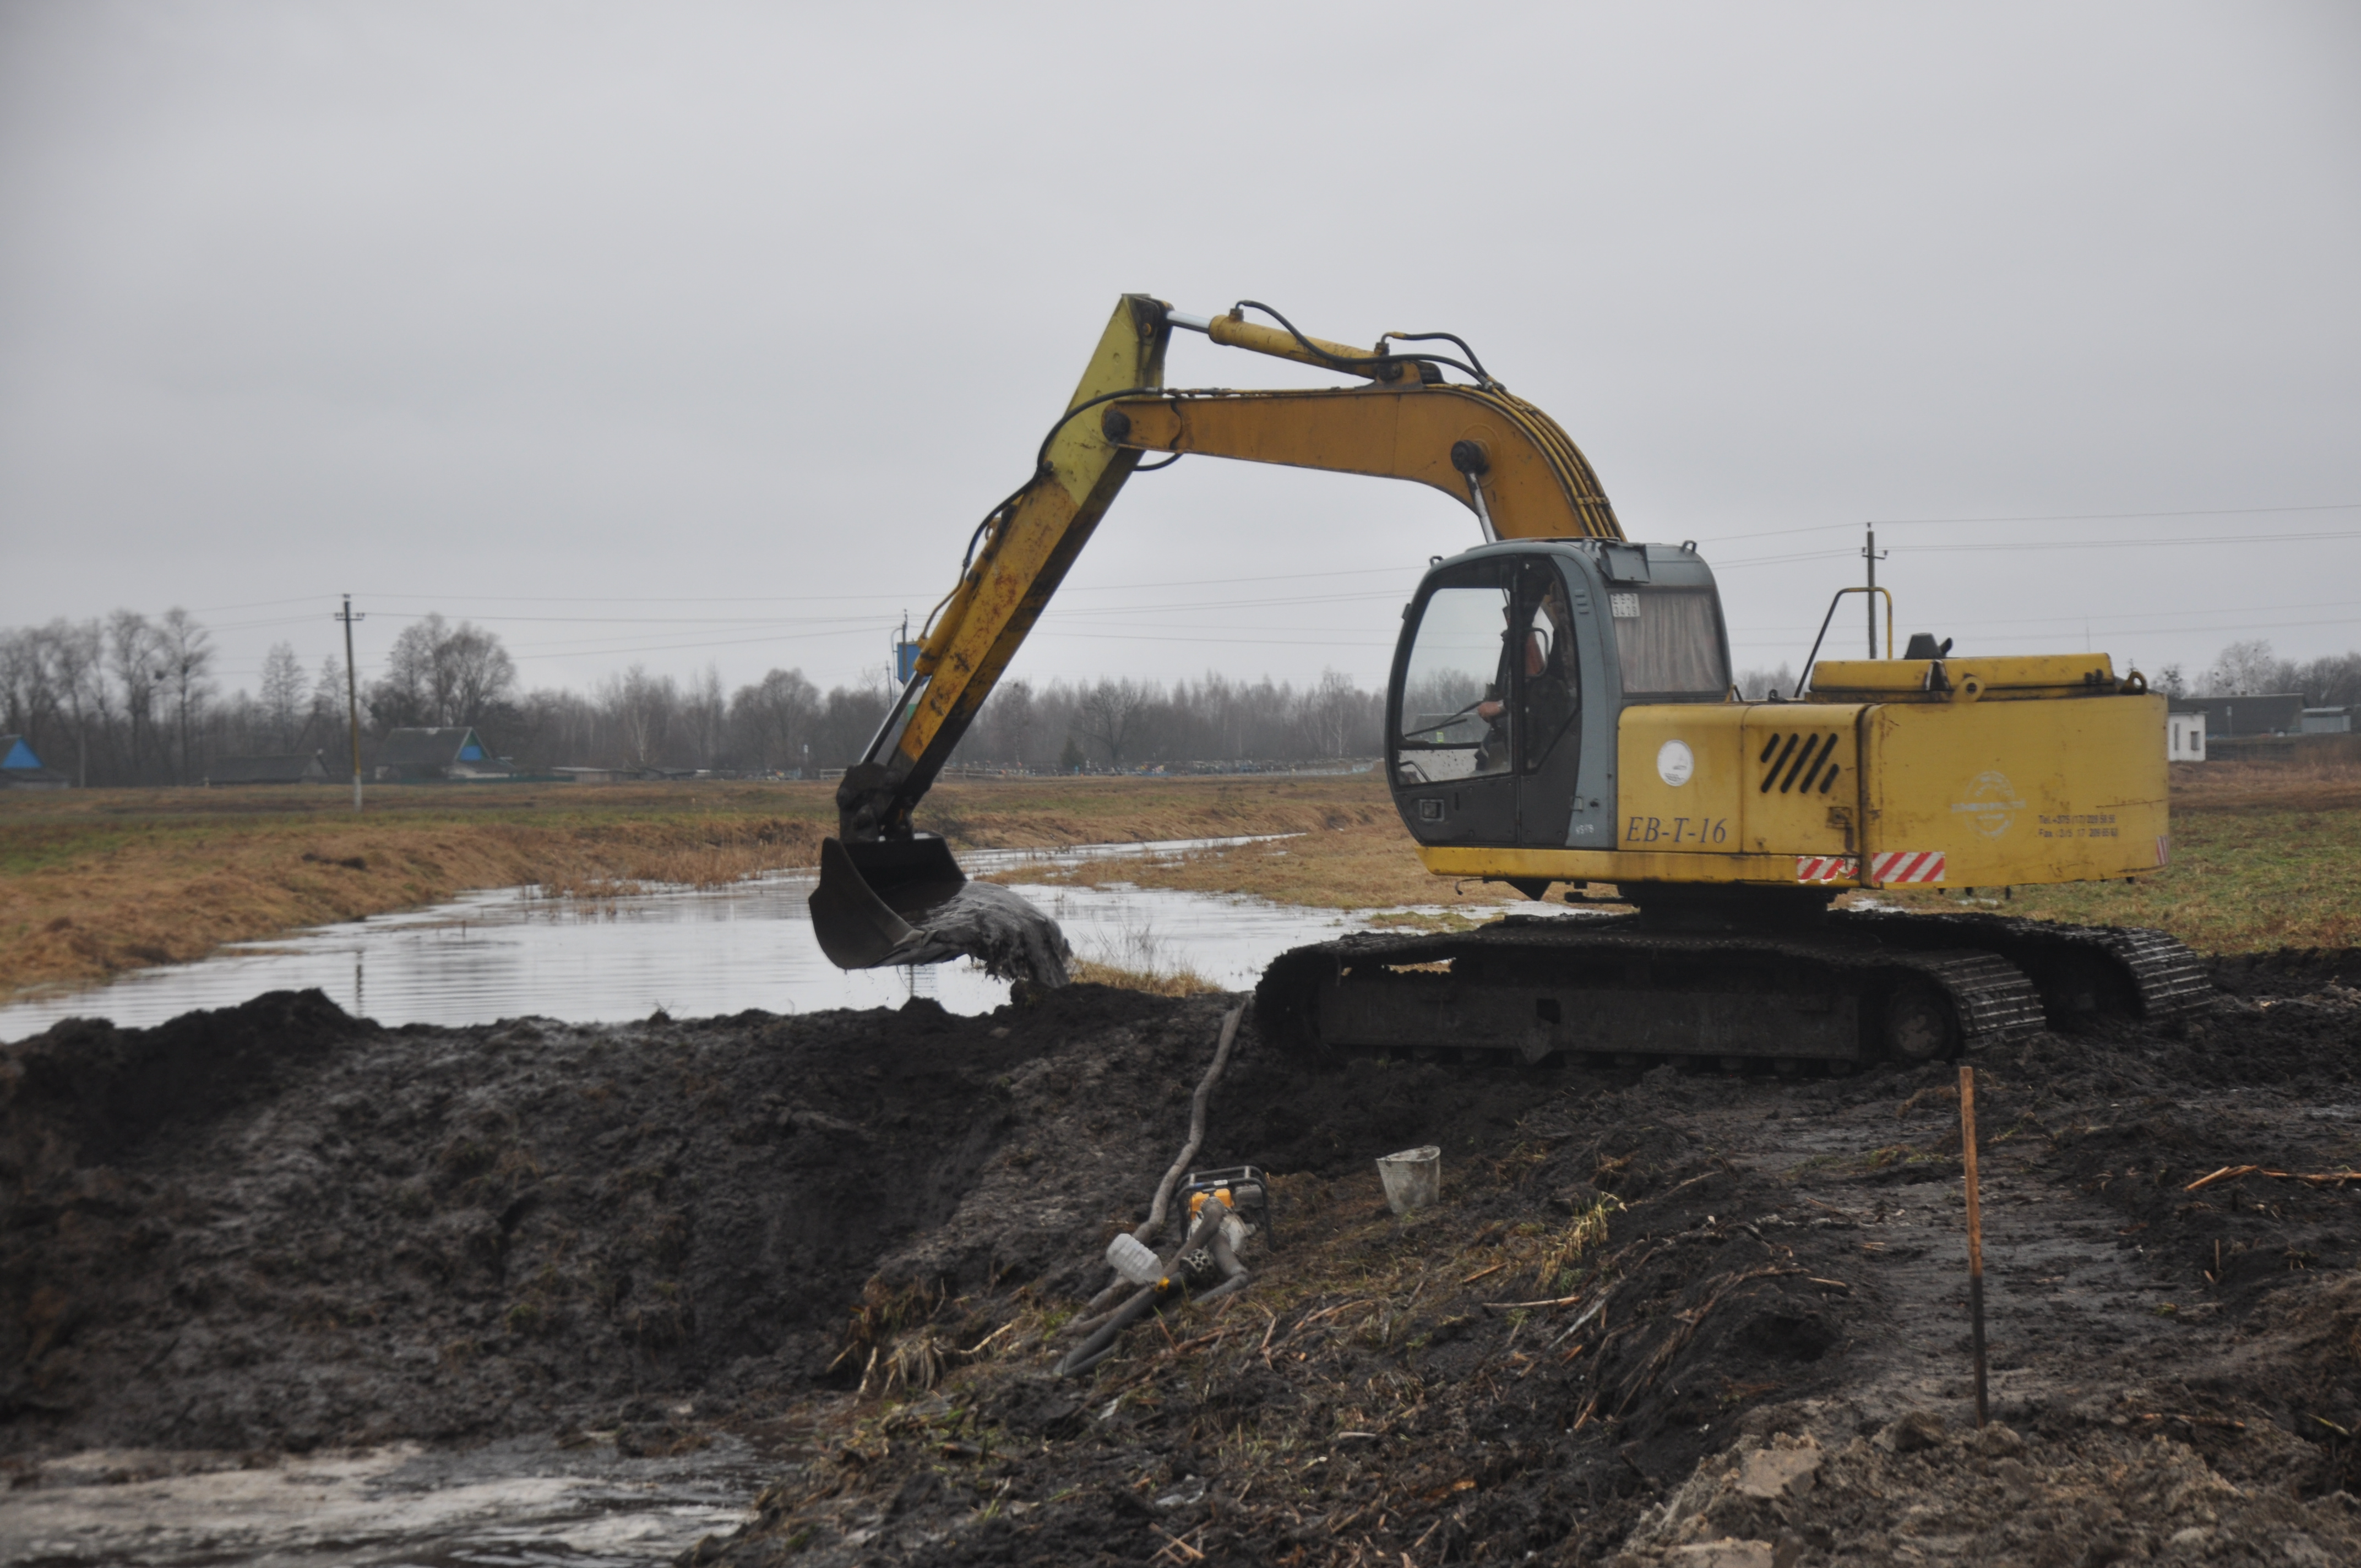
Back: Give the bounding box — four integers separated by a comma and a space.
373, 727, 514, 782
0, 734, 69, 790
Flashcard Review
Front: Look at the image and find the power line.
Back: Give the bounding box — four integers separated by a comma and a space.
1688, 500, 2361, 547
1867, 501, 2361, 526
1891, 531, 2361, 554
1713, 529, 2361, 569
342, 565, 1424, 607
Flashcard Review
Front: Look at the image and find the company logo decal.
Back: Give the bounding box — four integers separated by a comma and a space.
1950, 770, 2025, 841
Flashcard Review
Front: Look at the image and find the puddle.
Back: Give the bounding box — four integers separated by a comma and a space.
0, 836, 1579, 1042
0, 1435, 767, 1566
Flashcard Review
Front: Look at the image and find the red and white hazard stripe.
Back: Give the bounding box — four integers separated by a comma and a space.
2155, 835, 2170, 867
1869, 850, 1946, 885
1796, 856, 1858, 884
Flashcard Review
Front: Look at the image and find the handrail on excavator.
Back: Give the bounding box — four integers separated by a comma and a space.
1799, 586, 1896, 693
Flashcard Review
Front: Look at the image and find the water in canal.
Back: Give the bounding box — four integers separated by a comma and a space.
0, 835, 1565, 1044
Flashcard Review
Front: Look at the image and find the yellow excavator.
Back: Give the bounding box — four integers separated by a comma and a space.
811, 295, 2208, 1068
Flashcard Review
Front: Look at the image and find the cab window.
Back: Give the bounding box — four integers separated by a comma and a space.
1609, 586, 1727, 696
1396, 581, 1512, 783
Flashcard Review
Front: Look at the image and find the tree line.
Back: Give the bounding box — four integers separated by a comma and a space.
5, 609, 2351, 787
0, 610, 1385, 785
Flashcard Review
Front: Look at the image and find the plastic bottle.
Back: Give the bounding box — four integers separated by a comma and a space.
1105, 1233, 1162, 1287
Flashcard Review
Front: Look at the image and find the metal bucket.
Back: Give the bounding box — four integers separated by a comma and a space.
1375, 1145, 1441, 1215
808, 835, 969, 971
808, 834, 1073, 986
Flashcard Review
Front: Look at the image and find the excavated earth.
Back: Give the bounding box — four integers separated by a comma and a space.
2, 947, 2359, 1566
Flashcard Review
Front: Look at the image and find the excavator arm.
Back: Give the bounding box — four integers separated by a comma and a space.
812, 293, 1623, 978
837, 295, 1620, 842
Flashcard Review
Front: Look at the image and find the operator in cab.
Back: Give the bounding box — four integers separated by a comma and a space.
1475, 569, 1577, 773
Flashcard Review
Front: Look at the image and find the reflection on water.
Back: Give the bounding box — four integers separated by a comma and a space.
0, 836, 1515, 1042
0, 1434, 767, 1566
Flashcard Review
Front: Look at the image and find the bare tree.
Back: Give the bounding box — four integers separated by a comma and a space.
1304, 668, 1365, 757
371, 614, 515, 729
736, 667, 819, 773
307, 655, 350, 750
259, 642, 307, 751
2291, 651, 2361, 709
610, 665, 673, 767
156, 608, 214, 784
682, 663, 726, 769
997, 679, 1036, 767
373, 615, 443, 729
0, 629, 55, 754
46, 619, 105, 786
436, 622, 516, 728
107, 611, 164, 783
2201, 639, 2288, 696
1075, 678, 1152, 767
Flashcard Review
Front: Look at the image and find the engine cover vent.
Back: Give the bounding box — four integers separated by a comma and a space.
1757, 731, 1845, 795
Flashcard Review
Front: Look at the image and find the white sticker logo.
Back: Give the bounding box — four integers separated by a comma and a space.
1656, 739, 1695, 787
1950, 770, 2026, 841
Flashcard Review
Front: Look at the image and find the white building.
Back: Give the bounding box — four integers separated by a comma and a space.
2168, 710, 2206, 762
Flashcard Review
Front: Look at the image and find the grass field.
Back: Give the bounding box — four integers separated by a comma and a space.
4, 751, 2354, 1000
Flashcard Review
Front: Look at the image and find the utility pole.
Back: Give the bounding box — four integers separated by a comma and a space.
1863, 524, 1888, 657
335, 595, 365, 810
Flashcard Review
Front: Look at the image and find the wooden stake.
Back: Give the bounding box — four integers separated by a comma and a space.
1960, 1064, 1988, 1428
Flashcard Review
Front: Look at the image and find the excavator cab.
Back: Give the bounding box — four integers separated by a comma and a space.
1389, 541, 1731, 863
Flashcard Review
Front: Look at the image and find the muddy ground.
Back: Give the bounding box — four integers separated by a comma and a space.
3, 950, 2359, 1566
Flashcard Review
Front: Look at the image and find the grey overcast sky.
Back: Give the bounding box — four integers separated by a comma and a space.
3, 1, 2356, 701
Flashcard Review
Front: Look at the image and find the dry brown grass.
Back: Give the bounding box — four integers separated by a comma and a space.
1066, 960, 1225, 997
7, 750, 2350, 999
1, 781, 845, 996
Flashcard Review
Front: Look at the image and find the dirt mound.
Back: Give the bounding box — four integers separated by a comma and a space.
0, 983, 1216, 1450
6, 948, 2360, 1565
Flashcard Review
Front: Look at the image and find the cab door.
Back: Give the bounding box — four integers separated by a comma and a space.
1513, 557, 1585, 846
1390, 559, 1519, 845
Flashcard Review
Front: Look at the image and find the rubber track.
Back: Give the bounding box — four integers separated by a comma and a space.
2090, 927, 2217, 1021
1255, 919, 2048, 1064
1255, 912, 2208, 1061
1821, 910, 2217, 1026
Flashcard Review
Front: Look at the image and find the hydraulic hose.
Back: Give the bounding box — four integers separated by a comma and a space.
1079, 1004, 1246, 1318
1228, 300, 1495, 389
1055, 1195, 1237, 1378
1054, 1282, 1163, 1379
1137, 1004, 1247, 1244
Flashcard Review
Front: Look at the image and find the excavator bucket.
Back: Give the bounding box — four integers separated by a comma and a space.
808, 836, 962, 970
809, 835, 1073, 986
